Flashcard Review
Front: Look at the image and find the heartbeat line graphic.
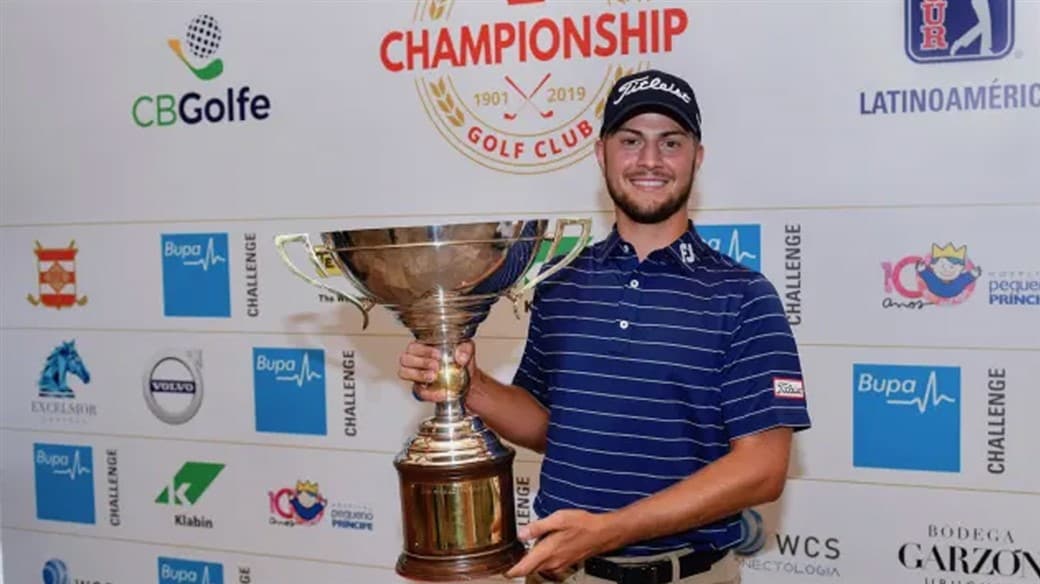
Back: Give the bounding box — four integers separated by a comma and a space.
200, 567, 215, 584
183, 238, 227, 271
276, 353, 323, 387
707, 229, 758, 264
52, 450, 91, 480
887, 371, 956, 413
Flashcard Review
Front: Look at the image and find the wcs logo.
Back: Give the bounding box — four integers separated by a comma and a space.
132, 14, 272, 127
906, 0, 1014, 63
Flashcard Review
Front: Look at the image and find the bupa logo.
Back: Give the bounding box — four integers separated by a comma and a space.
34, 443, 96, 524
853, 364, 961, 473
906, 0, 1014, 63
698, 224, 761, 272
158, 557, 223, 584
253, 348, 327, 435
161, 233, 231, 318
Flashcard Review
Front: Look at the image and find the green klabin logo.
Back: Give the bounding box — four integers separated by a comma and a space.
155, 462, 225, 506
168, 14, 224, 81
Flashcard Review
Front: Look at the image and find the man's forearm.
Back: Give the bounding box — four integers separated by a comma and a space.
464, 368, 549, 453
603, 428, 793, 551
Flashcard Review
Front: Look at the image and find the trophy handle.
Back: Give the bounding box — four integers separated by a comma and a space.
506, 218, 592, 317
273, 233, 376, 329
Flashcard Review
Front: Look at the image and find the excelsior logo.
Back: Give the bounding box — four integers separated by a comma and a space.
132, 14, 271, 127
379, 0, 690, 174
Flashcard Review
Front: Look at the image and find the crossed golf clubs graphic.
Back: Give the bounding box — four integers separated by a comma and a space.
503, 72, 555, 121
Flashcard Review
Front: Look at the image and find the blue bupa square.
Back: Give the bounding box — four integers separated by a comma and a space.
34, 443, 96, 524
158, 557, 224, 584
697, 224, 761, 272
161, 233, 231, 318
253, 348, 327, 435
853, 364, 961, 472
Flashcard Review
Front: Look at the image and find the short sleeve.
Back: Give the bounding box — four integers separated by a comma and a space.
719, 277, 811, 440
511, 290, 550, 408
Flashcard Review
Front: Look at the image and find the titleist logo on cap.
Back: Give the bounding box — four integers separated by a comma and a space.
612, 75, 692, 105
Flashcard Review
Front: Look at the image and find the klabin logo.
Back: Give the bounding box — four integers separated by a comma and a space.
379, 0, 690, 174
132, 14, 271, 127
27, 240, 88, 309
156, 462, 225, 506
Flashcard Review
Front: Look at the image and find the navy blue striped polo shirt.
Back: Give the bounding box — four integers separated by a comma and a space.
512, 221, 811, 555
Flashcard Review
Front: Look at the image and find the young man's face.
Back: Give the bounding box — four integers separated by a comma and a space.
596, 111, 704, 225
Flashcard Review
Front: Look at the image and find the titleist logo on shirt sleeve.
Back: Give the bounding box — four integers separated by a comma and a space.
612, 76, 692, 105
773, 378, 805, 400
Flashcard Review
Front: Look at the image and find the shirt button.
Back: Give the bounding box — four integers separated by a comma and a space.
622, 244, 630, 253
619, 320, 630, 330
630, 279, 639, 289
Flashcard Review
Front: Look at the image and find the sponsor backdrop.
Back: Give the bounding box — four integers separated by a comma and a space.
1, 1, 1038, 583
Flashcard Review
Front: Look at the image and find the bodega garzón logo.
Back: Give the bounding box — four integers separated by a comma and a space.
380, 0, 690, 174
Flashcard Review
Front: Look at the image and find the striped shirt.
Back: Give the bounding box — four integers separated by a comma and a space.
512, 222, 811, 556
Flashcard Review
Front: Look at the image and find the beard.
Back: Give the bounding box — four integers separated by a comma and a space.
604, 161, 694, 225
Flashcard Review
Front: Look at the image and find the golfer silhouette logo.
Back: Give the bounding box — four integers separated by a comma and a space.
906, 0, 1014, 63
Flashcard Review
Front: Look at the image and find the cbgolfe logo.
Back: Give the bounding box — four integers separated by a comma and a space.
169, 14, 225, 81
132, 14, 272, 128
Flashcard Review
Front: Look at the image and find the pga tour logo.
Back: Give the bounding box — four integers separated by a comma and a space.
906, 0, 1014, 63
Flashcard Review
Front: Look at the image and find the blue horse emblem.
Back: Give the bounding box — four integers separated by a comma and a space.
38, 340, 90, 398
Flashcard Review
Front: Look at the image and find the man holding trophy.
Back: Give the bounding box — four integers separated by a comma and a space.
398, 70, 812, 584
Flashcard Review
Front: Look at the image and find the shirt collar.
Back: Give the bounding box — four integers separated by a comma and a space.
594, 220, 713, 271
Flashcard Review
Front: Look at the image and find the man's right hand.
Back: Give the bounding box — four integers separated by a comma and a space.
397, 341, 477, 402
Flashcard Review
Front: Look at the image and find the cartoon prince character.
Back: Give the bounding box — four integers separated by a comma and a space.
289, 480, 327, 525
916, 243, 982, 299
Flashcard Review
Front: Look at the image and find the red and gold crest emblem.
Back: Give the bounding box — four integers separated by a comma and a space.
27, 240, 88, 309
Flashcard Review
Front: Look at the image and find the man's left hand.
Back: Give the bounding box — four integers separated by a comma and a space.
505, 509, 622, 581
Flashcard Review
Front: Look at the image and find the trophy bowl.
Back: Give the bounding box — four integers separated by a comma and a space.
274, 218, 591, 581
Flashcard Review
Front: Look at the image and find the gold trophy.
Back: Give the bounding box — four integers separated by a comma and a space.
274, 218, 591, 581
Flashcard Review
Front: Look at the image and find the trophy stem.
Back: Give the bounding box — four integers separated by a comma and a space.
430, 342, 469, 424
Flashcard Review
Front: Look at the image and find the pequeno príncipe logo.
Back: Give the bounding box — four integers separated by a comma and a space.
379, 0, 690, 174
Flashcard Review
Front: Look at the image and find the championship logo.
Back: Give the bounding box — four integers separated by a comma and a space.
27, 241, 87, 309
379, 0, 691, 174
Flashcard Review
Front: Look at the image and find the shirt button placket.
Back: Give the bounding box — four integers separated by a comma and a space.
618, 270, 641, 345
